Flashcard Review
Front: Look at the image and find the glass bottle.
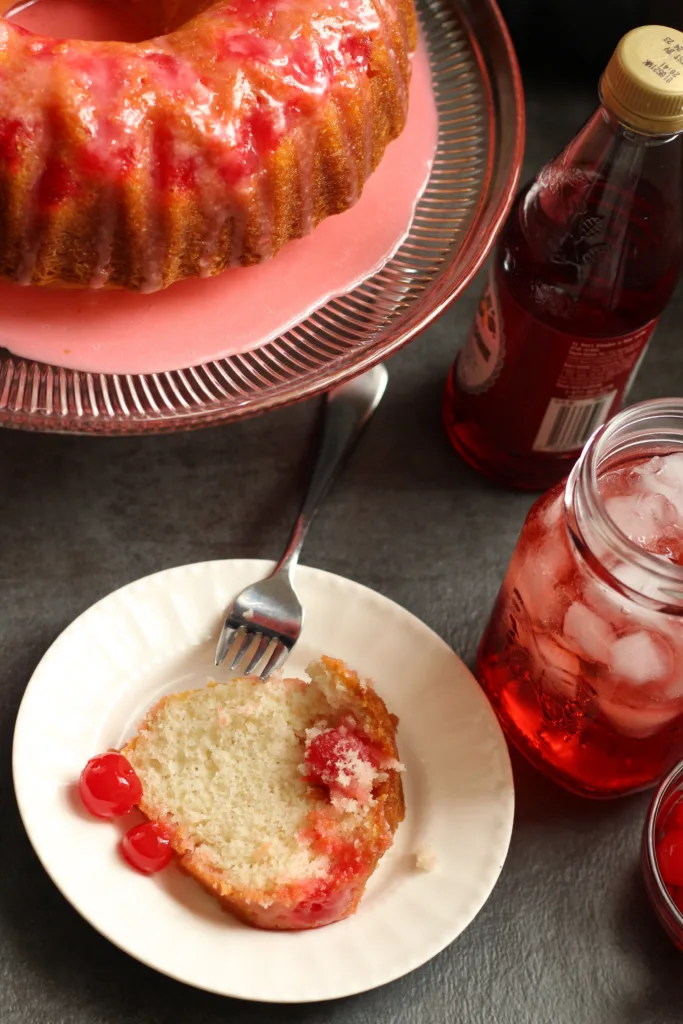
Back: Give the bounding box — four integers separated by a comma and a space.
443, 25, 683, 490
477, 398, 683, 798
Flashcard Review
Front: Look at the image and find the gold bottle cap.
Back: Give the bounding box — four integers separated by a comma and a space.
600, 25, 683, 134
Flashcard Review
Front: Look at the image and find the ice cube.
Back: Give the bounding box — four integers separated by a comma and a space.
633, 455, 666, 484
563, 601, 616, 663
604, 563, 666, 629
611, 561, 665, 602
609, 631, 674, 685
635, 454, 683, 519
540, 492, 564, 530
648, 453, 683, 490
665, 656, 683, 699
599, 464, 633, 500
516, 534, 572, 627
661, 453, 683, 489
597, 696, 681, 738
534, 634, 581, 700
582, 575, 628, 626
605, 493, 679, 551
584, 564, 683, 658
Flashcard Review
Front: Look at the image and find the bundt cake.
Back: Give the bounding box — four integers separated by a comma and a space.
0, 0, 417, 292
121, 656, 405, 930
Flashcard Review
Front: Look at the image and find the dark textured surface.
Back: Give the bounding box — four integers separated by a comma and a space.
499, 0, 683, 83
3, 84, 683, 1024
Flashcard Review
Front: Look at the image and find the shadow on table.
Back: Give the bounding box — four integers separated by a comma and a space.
614, 865, 683, 1023
507, 746, 643, 828
502, 743, 683, 1023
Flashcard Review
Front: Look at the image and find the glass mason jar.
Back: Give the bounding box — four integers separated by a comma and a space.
642, 760, 683, 951
478, 398, 683, 798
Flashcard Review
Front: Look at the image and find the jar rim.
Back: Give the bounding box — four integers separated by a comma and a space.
566, 398, 683, 611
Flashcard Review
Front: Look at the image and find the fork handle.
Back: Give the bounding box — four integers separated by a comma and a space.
272, 364, 388, 581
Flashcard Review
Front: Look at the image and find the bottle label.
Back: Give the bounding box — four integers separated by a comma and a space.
452, 268, 657, 456
531, 327, 655, 452
532, 392, 619, 452
456, 273, 505, 394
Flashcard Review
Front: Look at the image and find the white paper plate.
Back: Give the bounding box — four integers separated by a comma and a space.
13, 560, 514, 1003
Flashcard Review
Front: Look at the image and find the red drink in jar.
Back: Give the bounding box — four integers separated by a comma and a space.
478, 399, 683, 797
444, 26, 683, 490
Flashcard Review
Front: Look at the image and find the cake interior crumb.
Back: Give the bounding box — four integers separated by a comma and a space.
415, 845, 438, 872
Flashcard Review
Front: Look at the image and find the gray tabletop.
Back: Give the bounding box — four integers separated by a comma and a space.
2, 83, 683, 1024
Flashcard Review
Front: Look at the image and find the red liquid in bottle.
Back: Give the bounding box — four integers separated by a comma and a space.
444, 102, 683, 491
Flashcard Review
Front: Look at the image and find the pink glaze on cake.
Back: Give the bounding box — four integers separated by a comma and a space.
0, 31, 436, 373
0, 0, 417, 290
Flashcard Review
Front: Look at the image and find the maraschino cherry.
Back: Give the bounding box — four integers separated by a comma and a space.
78, 752, 142, 818
79, 752, 173, 875
121, 823, 173, 874
304, 726, 381, 803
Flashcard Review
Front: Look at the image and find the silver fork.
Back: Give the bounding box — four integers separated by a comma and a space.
214, 364, 388, 678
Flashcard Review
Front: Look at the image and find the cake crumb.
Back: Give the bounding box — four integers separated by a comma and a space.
415, 845, 438, 872
330, 793, 361, 815
251, 842, 271, 863
233, 702, 258, 717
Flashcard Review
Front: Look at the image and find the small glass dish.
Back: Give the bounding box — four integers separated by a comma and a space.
642, 760, 683, 951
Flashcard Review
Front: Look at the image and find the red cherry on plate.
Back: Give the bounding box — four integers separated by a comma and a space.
121, 822, 173, 874
78, 752, 142, 818
657, 828, 683, 888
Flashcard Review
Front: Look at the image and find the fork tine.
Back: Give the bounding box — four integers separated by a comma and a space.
230, 626, 254, 672
243, 634, 274, 676
259, 641, 289, 681
215, 624, 237, 667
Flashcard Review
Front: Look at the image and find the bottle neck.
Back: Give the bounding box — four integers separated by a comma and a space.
565, 399, 683, 613
514, 102, 683, 334
573, 103, 682, 152
523, 104, 683, 229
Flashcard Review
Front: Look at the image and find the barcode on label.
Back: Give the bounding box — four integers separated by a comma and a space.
533, 392, 616, 453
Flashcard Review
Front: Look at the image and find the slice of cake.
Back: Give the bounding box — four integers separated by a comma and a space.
122, 656, 404, 930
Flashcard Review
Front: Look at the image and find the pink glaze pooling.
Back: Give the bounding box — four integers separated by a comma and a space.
0, 0, 412, 290
0, 32, 436, 374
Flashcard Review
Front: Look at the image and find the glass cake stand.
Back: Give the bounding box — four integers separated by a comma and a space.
0, 0, 524, 434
